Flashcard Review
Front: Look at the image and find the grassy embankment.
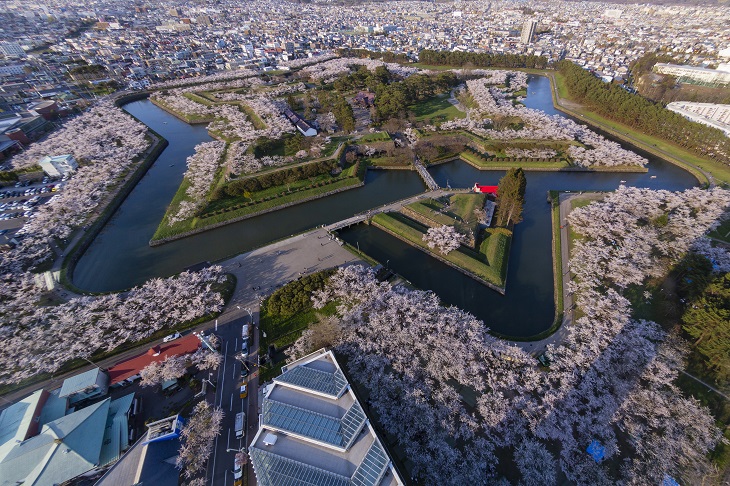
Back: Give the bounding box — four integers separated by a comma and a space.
707, 218, 730, 244
551, 72, 727, 186
149, 97, 213, 124
152, 158, 363, 242
371, 193, 510, 289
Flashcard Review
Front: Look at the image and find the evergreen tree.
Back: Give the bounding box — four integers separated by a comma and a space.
495, 168, 526, 227
682, 271, 730, 384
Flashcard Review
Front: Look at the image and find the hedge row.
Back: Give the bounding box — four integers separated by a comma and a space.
221, 158, 340, 196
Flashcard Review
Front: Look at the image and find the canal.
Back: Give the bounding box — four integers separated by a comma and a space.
73, 75, 697, 337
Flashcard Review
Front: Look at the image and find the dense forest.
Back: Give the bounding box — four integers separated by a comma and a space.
556, 60, 730, 167
418, 49, 549, 69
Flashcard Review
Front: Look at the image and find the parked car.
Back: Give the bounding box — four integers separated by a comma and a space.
163, 332, 182, 343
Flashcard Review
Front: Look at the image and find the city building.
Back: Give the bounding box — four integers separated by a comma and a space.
653, 63, 730, 87
0, 42, 25, 58
521, 20, 538, 45
58, 367, 110, 406
249, 349, 404, 486
0, 392, 135, 486
38, 154, 78, 177
106, 333, 201, 385
95, 415, 184, 486
667, 102, 730, 136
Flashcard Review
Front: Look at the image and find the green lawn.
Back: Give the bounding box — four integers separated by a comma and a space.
405, 193, 486, 241
239, 102, 266, 130
460, 151, 570, 170
707, 217, 730, 244
360, 131, 392, 142
449, 193, 487, 222
409, 94, 465, 123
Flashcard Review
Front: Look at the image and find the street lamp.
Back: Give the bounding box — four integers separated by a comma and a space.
386, 259, 390, 269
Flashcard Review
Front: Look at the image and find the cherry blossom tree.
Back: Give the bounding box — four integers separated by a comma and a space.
140, 356, 188, 387
0, 266, 227, 385
311, 234, 726, 485
422, 224, 465, 254
177, 401, 223, 479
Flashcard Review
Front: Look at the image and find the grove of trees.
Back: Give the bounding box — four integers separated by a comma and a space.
221, 158, 339, 196
418, 49, 549, 70
300, 186, 730, 485
557, 60, 730, 166
374, 72, 460, 121
0, 266, 228, 385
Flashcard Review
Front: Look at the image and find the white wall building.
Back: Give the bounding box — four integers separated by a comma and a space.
38, 154, 78, 177
667, 102, 730, 137
653, 63, 730, 87
521, 20, 538, 45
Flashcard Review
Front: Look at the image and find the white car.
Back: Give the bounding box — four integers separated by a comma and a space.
163, 332, 182, 343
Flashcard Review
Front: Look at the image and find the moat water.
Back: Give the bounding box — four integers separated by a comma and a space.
73, 74, 696, 337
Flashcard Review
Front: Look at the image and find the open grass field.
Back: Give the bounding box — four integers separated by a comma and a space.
406, 193, 487, 240
359, 131, 391, 142
409, 94, 466, 123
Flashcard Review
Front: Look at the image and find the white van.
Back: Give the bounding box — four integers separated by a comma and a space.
235, 412, 245, 439
163, 332, 181, 343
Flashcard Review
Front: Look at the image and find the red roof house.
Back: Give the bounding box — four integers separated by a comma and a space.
107, 334, 201, 384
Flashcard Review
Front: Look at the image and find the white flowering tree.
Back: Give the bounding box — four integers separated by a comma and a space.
422, 225, 465, 254
177, 401, 223, 479
140, 348, 222, 387
312, 217, 727, 486
140, 356, 188, 387
0, 266, 228, 385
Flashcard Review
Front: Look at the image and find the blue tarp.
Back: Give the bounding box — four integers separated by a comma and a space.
662, 475, 680, 486
586, 440, 605, 463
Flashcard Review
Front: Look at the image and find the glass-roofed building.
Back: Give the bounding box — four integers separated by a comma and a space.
250, 349, 404, 486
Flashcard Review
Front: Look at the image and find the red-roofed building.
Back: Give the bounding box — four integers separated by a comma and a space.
107, 334, 201, 385
473, 183, 498, 195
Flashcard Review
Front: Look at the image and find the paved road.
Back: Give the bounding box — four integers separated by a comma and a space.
207, 228, 362, 485
205, 311, 251, 486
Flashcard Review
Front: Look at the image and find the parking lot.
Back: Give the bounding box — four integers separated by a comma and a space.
0, 178, 66, 232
